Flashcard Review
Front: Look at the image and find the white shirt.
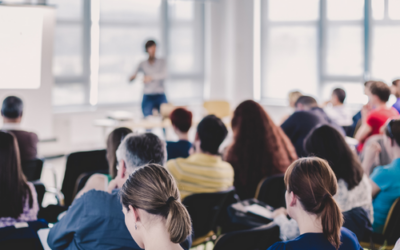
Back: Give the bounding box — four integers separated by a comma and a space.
1, 122, 22, 131
324, 105, 353, 126
134, 58, 167, 95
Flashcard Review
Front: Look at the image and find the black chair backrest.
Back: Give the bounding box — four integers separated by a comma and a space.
33, 182, 46, 209
61, 149, 108, 206
256, 175, 286, 209
0, 219, 48, 250
213, 222, 280, 250
21, 159, 44, 182
383, 198, 400, 245
182, 187, 236, 239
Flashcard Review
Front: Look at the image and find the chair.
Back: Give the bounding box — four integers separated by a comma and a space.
61, 149, 109, 206
33, 182, 46, 209
203, 100, 231, 119
255, 175, 286, 209
361, 198, 400, 250
0, 219, 48, 250
182, 187, 237, 246
213, 222, 280, 250
21, 158, 44, 182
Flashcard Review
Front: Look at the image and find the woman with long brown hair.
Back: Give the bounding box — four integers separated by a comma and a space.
0, 131, 38, 227
268, 157, 362, 250
120, 163, 192, 250
224, 100, 297, 199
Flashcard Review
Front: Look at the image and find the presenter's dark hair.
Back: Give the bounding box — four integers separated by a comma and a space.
295, 96, 318, 108
0, 132, 33, 219
120, 163, 192, 243
170, 108, 192, 133
197, 115, 228, 155
285, 157, 343, 249
304, 125, 363, 190
145, 40, 157, 52
1, 96, 23, 119
332, 88, 346, 104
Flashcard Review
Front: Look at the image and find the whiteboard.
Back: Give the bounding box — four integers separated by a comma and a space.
0, 6, 43, 89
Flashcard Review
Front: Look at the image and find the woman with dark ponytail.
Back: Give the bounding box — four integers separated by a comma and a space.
120, 163, 192, 250
268, 157, 362, 250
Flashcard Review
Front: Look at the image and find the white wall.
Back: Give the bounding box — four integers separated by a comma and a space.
0, 5, 55, 139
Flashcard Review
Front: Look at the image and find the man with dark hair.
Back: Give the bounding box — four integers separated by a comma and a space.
281, 95, 345, 157
129, 40, 168, 117
166, 115, 234, 199
48, 133, 191, 250
1, 96, 38, 160
355, 81, 399, 152
323, 88, 353, 126
167, 108, 193, 160
391, 79, 400, 113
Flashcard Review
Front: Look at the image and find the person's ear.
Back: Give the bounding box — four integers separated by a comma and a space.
129, 205, 140, 223
289, 191, 297, 207
118, 160, 127, 179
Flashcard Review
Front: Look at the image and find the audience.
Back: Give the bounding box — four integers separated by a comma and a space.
166, 115, 234, 199
224, 100, 297, 200
280, 91, 302, 124
48, 133, 194, 250
0, 131, 38, 228
355, 81, 399, 152
167, 108, 192, 160
75, 127, 132, 198
363, 119, 400, 233
391, 79, 400, 113
272, 125, 373, 241
120, 163, 192, 250
323, 88, 353, 126
350, 81, 374, 137
269, 157, 363, 250
281, 95, 345, 157
1, 96, 38, 161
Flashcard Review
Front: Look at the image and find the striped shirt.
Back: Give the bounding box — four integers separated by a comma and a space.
166, 153, 234, 199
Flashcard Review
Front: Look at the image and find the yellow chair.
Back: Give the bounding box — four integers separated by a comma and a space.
203, 100, 231, 119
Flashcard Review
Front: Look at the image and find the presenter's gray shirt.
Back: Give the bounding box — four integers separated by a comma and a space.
134, 58, 167, 95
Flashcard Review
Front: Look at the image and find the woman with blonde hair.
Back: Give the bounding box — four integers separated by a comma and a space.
120, 163, 192, 250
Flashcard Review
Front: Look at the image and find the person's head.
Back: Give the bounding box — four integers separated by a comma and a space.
304, 125, 363, 190
364, 80, 374, 96
227, 100, 297, 181
288, 91, 302, 108
369, 81, 391, 106
331, 88, 346, 106
391, 79, 400, 98
120, 163, 192, 248
0, 131, 33, 219
383, 119, 400, 159
1, 96, 23, 123
195, 115, 228, 155
295, 96, 318, 111
106, 127, 133, 178
170, 108, 192, 135
145, 40, 157, 58
115, 133, 166, 188
285, 157, 343, 249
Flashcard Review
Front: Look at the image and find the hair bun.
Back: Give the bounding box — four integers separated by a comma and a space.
166, 196, 176, 205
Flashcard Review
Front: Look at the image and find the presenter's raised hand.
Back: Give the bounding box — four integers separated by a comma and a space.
129, 74, 136, 82
143, 75, 152, 84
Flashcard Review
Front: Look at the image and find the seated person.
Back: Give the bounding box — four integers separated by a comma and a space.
391, 79, 400, 113
350, 81, 374, 137
272, 125, 373, 240
74, 127, 132, 198
355, 81, 399, 152
363, 119, 400, 233
281, 96, 345, 157
48, 133, 191, 250
1, 96, 38, 160
167, 108, 192, 160
166, 115, 234, 199
0, 131, 39, 228
121, 163, 192, 250
280, 90, 302, 124
268, 157, 363, 250
323, 88, 353, 126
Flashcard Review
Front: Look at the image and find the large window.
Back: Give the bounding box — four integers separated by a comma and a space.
51, 0, 204, 107
261, 0, 400, 105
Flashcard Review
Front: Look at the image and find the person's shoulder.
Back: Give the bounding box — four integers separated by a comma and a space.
268, 241, 289, 250
79, 189, 117, 206
340, 228, 362, 248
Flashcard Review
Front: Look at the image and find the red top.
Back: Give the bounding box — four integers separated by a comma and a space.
357, 107, 399, 152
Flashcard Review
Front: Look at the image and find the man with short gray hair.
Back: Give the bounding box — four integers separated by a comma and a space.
48, 133, 193, 250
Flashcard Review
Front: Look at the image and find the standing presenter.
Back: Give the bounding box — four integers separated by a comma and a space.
129, 40, 167, 117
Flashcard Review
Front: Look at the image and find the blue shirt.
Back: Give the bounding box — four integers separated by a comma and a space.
393, 98, 400, 114
371, 158, 400, 233
166, 140, 192, 160
48, 189, 192, 250
268, 228, 362, 250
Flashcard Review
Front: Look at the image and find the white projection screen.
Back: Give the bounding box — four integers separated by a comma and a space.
0, 6, 43, 89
